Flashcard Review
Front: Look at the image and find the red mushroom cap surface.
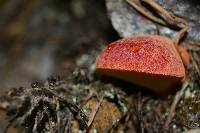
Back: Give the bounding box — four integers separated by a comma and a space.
95, 35, 185, 95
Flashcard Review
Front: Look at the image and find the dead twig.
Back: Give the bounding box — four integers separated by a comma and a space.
191, 52, 200, 78
164, 80, 189, 128
188, 41, 200, 47
126, 0, 166, 25
126, 0, 189, 46
86, 95, 104, 130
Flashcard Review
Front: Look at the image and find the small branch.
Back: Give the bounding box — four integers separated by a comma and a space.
87, 95, 104, 129
191, 52, 200, 78
126, 0, 166, 25
164, 81, 189, 128
127, 0, 189, 46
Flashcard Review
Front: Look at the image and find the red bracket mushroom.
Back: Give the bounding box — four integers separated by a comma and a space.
95, 35, 185, 95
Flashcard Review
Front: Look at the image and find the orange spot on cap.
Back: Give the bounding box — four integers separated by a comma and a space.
132, 44, 141, 53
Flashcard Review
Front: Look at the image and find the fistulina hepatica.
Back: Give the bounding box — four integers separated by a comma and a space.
95, 35, 185, 96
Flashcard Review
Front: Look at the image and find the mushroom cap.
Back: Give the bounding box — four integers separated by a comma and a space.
95, 35, 185, 95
